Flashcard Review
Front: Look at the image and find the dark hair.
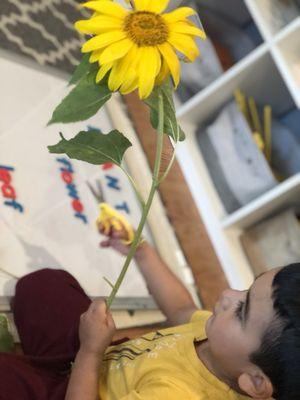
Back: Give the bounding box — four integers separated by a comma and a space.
250, 263, 300, 400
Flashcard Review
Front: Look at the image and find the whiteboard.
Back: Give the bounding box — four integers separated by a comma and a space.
0, 52, 152, 298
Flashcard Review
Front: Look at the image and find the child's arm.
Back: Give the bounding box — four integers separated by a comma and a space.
65, 299, 115, 400
135, 242, 198, 325
99, 224, 198, 326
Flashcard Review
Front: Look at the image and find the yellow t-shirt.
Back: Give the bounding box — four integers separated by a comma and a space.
99, 310, 250, 400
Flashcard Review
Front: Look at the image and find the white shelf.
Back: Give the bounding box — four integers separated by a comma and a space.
177, 44, 269, 120
274, 15, 300, 41
222, 174, 300, 230
177, 47, 293, 122
176, 0, 300, 289
244, 0, 300, 40
175, 122, 255, 290
273, 18, 300, 107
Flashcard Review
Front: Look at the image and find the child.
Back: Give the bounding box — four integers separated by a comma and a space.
0, 225, 299, 400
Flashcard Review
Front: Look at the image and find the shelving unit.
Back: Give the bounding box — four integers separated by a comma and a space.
273, 18, 300, 106
244, 0, 299, 40
176, 0, 300, 290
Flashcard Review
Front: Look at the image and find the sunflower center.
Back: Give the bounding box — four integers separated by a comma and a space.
124, 11, 169, 46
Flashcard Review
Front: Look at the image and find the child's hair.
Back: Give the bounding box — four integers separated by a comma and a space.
250, 263, 300, 400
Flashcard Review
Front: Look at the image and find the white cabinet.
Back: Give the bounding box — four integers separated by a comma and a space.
175, 1, 300, 290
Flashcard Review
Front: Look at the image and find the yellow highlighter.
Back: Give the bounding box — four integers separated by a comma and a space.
96, 203, 135, 245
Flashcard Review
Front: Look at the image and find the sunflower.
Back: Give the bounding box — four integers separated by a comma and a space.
75, 0, 206, 99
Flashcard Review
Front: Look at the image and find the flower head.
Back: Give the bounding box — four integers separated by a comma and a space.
76, 0, 206, 98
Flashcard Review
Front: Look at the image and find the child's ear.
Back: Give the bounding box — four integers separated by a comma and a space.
238, 371, 273, 399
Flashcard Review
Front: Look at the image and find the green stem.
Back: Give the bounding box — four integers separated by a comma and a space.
120, 166, 145, 207
158, 145, 176, 185
106, 94, 164, 308
152, 98, 165, 184
157, 114, 180, 184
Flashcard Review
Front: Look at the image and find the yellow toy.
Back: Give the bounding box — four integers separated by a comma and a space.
96, 203, 135, 245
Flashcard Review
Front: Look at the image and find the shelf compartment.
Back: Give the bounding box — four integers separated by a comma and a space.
174, 130, 256, 289
177, 51, 297, 215
177, 46, 293, 122
245, 0, 300, 39
221, 173, 300, 229
272, 18, 300, 107
176, 0, 263, 102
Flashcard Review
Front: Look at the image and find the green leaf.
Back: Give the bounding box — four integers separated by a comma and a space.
48, 130, 132, 166
48, 71, 111, 125
69, 53, 92, 85
144, 80, 185, 142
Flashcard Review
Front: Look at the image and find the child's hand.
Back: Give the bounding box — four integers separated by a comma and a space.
79, 299, 116, 356
98, 221, 132, 256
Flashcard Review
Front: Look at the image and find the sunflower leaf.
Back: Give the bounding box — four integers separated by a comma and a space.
144, 80, 185, 142
48, 71, 111, 125
48, 130, 132, 167
69, 53, 93, 85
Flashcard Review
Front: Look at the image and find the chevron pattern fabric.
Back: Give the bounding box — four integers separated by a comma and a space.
0, 0, 89, 72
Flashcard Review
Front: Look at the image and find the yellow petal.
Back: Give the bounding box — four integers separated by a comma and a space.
79, 0, 111, 14
108, 45, 137, 91
105, 44, 138, 88
158, 42, 180, 87
90, 49, 103, 63
82, 31, 127, 52
170, 21, 206, 39
133, 0, 149, 11
96, 62, 113, 83
163, 7, 196, 23
108, 62, 124, 91
168, 32, 200, 61
138, 47, 159, 99
146, 0, 170, 13
75, 16, 122, 35
120, 75, 138, 94
81, 1, 128, 18
155, 50, 162, 76
109, 44, 140, 92
99, 38, 133, 64
156, 58, 169, 85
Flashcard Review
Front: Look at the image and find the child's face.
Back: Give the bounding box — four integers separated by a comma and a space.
205, 268, 279, 379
